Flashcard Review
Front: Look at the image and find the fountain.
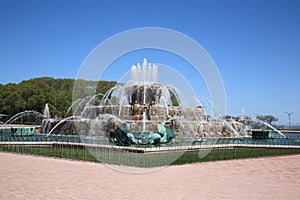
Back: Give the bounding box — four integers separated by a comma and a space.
4, 110, 43, 125
41, 59, 287, 145
69, 59, 247, 146
36, 59, 257, 142
43, 103, 51, 119
72, 59, 191, 145
1, 58, 295, 170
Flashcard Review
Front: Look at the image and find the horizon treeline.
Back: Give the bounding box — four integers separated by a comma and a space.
0, 77, 116, 117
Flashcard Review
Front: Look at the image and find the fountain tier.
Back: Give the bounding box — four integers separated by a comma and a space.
43, 59, 251, 146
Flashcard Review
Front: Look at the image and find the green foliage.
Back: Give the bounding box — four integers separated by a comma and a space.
0, 77, 117, 117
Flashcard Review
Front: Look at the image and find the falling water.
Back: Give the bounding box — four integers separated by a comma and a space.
255, 119, 286, 138
43, 103, 51, 118
143, 85, 146, 105
142, 111, 146, 132
160, 96, 169, 116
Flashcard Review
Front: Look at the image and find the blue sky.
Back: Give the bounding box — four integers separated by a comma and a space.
0, 0, 299, 125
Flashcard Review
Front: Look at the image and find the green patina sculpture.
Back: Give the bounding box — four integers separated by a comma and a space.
107, 118, 180, 145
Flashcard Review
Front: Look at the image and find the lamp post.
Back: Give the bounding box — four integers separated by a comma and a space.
284, 112, 293, 128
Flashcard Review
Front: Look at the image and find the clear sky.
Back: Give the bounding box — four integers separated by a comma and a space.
0, 0, 299, 125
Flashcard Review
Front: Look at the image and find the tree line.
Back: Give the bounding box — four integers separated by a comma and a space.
223, 114, 278, 125
0, 77, 116, 117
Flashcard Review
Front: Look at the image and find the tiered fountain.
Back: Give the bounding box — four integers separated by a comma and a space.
70, 59, 248, 146
0, 59, 291, 169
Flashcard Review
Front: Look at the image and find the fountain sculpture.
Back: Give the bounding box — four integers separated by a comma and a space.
38, 59, 255, 144
71, 58, 247, 145
43, 103, 51, 119
35, 59, 258, 146
2, 59, 287, 149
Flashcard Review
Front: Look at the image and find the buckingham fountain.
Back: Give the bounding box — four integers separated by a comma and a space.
41, 59, 254, 147
1, 59, 295, 169
2, 59, 288, 146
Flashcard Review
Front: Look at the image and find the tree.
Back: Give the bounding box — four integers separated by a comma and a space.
256, 115, 278, 125
0, 77, 117, 118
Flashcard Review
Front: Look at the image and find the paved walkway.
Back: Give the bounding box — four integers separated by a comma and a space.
0, 152, 299, 199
